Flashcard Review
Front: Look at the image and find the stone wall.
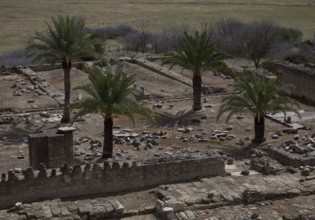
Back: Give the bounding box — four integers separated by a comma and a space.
263, 61, 315, 104
129, 58, 192, 86
268, 147, 315, 167
0, 154, 225, 209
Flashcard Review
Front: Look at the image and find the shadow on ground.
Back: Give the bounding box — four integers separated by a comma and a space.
152, 109, 207, 128
216, 142, 269, 160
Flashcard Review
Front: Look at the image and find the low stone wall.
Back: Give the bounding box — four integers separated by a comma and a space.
130, 58, 192, 87
268, 147, 315, 167
0, 154, 225, 209
263, 61, 315, 104
16, 67, 67, 105
1, 61, 91, 74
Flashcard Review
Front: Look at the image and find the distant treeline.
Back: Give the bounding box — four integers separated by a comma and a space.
1, 18, 314, 66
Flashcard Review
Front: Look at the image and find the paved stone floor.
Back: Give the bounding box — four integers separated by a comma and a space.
1, 173, 315, 219
193, 195, 315, 220
159, 174, 311, 206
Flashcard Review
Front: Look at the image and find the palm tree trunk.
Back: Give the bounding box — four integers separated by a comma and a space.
61, 61, 72, 123
103, 117, 114, 158
254, 58, 260, 68
192, 73, 202, 111
254, 116, 265, 143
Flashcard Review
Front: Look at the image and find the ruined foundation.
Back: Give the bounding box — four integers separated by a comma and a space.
268, 147, 315, 167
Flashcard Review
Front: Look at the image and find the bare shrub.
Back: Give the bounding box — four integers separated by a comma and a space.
241, 21, 281, 68
150, 24, 190, 53
118, 22, 154, 53
273, 31, 314, 64
211, 18, 244, 56
278, 27, 303, 44
211, 19, 300, 68
87, 24, 137, 39
282, 45, 314, 64
122, 30, 153, 53
0, 48, 33, 66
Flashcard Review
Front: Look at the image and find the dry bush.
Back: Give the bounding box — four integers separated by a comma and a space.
149, 24, 191, 53
0, 49, 33, 67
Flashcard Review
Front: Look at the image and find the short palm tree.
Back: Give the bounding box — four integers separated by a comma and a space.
217, 73, 299, 143
162, 31, 226, 110
70, 64, 155, 158
27, 15, 101, 123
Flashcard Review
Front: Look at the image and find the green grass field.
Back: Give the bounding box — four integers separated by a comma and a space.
0, 0, 314, 53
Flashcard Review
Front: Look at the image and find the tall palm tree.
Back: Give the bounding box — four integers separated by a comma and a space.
217, 73, 299, 143
162, 31, 226, 111
70, 64, 155, 158
27, 15, 101, 123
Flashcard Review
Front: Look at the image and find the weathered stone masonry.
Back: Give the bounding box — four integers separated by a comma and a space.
268, 147, 315, 167
263, 61, 315, 104
0, 155, 225, 209
28, 129, 74, 170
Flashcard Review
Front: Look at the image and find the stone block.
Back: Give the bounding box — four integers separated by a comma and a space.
28, 129, 74, 170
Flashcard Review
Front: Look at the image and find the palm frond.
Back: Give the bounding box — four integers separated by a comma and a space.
162, 31, 226, 76
70, 64, 155, 126
217, 72, 299, 122
26, 15, 102, 64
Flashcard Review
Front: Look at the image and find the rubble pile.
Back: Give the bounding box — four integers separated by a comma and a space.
39, 111, 62, 123
282, 134, 315, 156
11, 80, 46, 97
250, 156, 285, 175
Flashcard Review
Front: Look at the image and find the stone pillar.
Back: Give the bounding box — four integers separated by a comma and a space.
28, 127, 75, 170
28, 133, 48, 169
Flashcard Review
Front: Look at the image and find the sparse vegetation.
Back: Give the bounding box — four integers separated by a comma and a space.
87, 24, 137, 40
0, 49, 33, 67
150, 24, 190, 53
211, 19, 302, 68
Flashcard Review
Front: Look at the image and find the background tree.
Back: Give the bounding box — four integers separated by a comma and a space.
138, 21, 151, 53
241, 21, 280, 68
162, 31, 226, 111
211, 18, 244, 56
211, 19, 294, 68
70, 64, 154, 158
150, 24, 190, 53
27, 15, 101, 123
122, 22, 152, 52
217, 73, 299, 143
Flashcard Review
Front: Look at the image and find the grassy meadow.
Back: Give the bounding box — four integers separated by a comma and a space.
0, 0, 314, 53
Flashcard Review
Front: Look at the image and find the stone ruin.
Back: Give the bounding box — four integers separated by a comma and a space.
263, 61, 315, 104
0, 152, 225, 209
28, 127, 75, 170
2, 58, 315, 219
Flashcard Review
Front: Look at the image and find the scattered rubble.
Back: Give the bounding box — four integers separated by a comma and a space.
250, 156, 285, 175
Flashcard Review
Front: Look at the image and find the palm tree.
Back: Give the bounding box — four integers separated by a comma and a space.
70, 64, 155, 158
27, 15, 101, 123
217, 73, 299, 143
162, 31, 226, 111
